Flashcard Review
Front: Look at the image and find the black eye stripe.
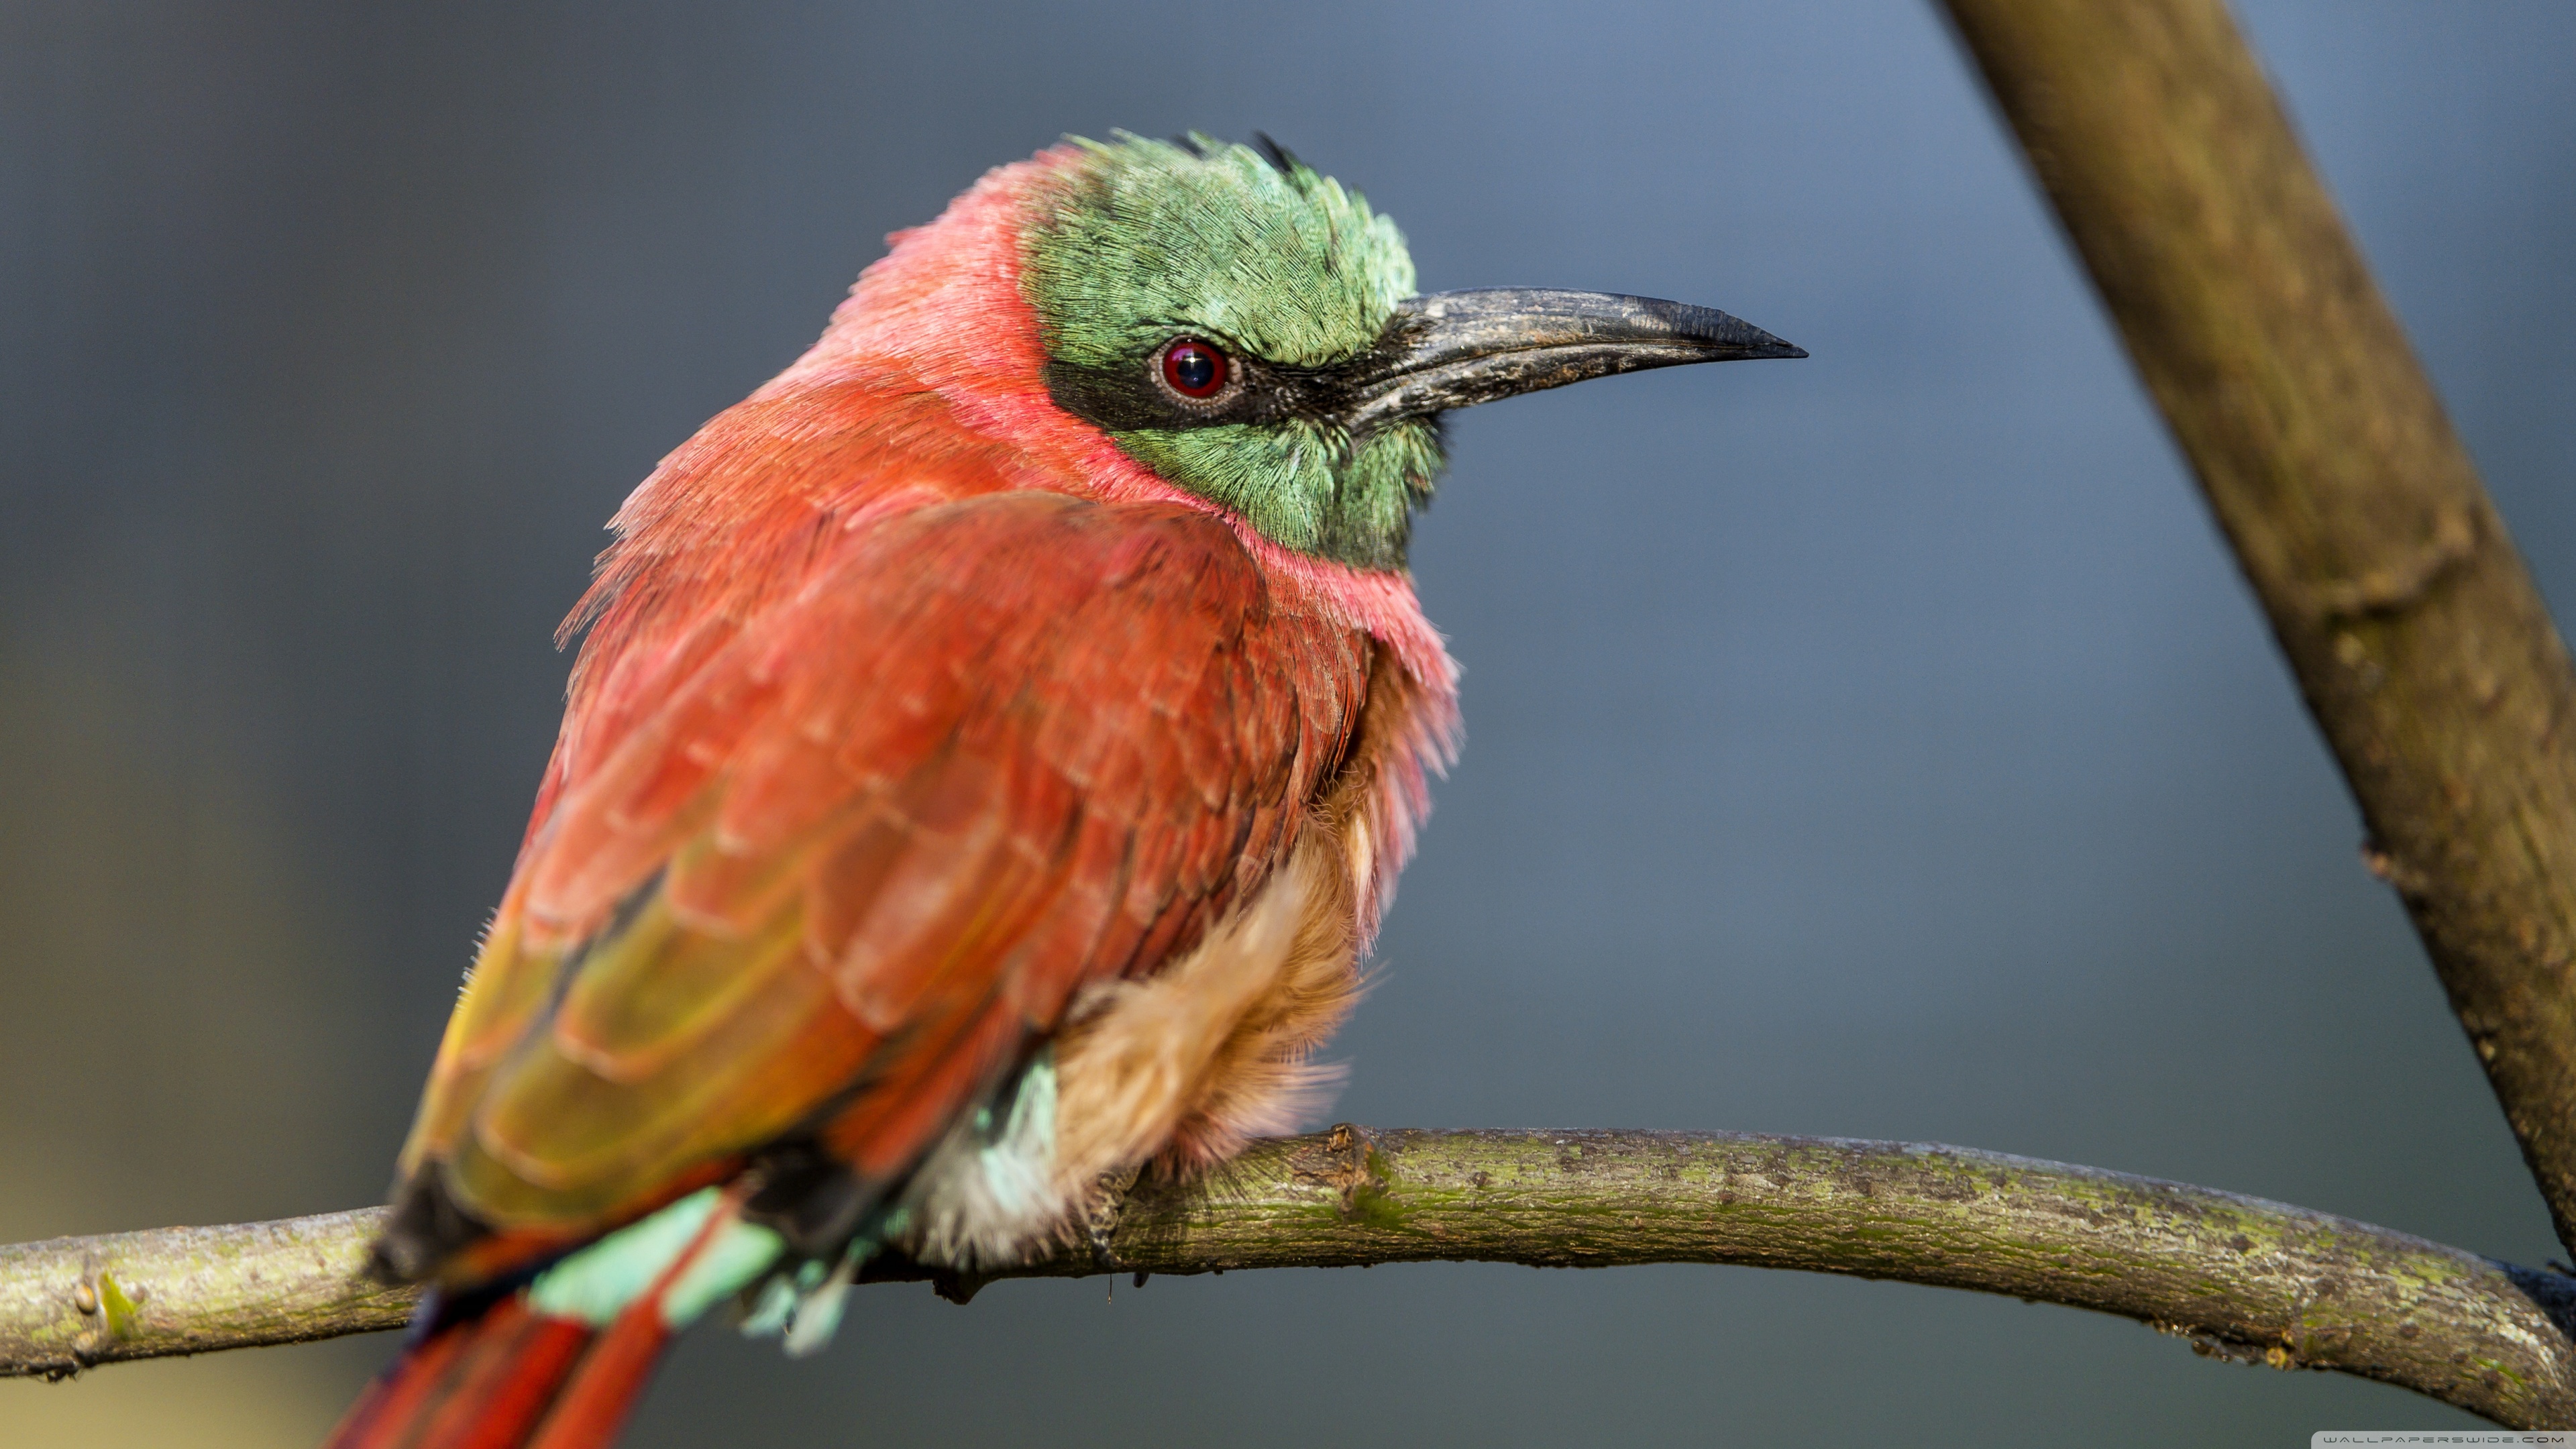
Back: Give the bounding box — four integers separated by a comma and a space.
1044, 317, 1413, 435
1043, 343, 1281, 430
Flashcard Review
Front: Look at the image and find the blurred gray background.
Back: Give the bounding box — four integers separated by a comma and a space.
5, 1, 2572, 1443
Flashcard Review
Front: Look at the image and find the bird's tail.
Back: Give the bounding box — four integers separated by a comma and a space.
325, 1187, 784, 1449
323, 1293, 612, 1449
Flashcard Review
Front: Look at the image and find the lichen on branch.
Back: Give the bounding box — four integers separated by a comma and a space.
9, 1127, 2575, 1427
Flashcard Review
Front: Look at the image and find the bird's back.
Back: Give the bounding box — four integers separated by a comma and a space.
381, 378, 1434, 1285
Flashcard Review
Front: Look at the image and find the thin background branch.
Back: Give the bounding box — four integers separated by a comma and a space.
1941, 0, 2576, 1259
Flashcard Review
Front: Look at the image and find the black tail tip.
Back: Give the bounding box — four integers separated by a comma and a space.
374, 1169, 492, 1285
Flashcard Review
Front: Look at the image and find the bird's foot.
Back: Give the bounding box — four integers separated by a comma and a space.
1082, 1165, 1142, 1271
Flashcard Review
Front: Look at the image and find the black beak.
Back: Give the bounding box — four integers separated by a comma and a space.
1348, 288, 1805, 426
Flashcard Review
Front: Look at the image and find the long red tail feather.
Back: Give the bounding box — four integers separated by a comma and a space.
327, 1194, 742, 1449
326, 1291, 689, 1449
520, 1301, 676, 1449
325, 1297, 598, 1449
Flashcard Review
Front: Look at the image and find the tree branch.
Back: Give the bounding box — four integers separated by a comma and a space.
0, 1207, 414, 1380
10, 1128, 2576, 1426
1939, 0, 2576, 1257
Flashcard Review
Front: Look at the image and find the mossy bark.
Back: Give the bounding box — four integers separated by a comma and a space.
12, 1128, 2576, 1426
0, 1209, 411, 1381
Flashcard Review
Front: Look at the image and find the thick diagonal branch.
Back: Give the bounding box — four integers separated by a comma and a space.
9, 1128, 2576, 1426
1939, 0, 2576, 1256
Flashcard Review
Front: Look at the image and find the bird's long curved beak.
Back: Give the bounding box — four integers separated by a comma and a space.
1348, 288, 1805, 427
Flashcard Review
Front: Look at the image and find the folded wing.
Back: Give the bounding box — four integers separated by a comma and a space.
389, 487, 1372, 1279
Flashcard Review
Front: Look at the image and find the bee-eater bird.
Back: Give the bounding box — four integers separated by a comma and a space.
327, 133, 1800, 1449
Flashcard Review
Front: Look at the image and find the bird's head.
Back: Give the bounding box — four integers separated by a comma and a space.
798, 133, 1801, 574
1014, 133, 1803, 570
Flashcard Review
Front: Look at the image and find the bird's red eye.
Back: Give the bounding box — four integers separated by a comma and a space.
1161, 338, 1229, 400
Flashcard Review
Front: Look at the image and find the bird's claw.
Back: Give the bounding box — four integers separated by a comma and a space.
1083, 1165, 1142, 1271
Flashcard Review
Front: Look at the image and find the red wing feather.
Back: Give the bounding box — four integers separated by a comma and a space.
398, 482, 1369, 1269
